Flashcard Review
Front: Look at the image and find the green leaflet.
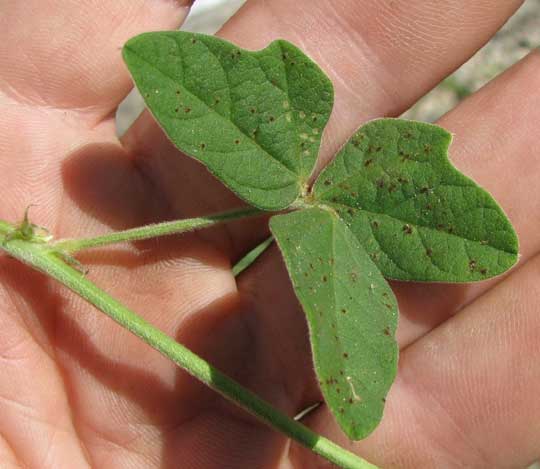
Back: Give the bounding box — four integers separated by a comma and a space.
313, 119, 519, 282
123, 32, 520, 444
270, 208, 398, 440
123, 32, 333, 211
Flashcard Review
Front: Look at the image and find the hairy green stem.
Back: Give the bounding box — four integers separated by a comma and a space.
233, 235, 274, 277
0, 225, 377, 469
54, 207, 263, 253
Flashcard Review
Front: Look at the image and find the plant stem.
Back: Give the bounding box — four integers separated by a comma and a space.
54, 207, 263, 253
233, 235, 274, 277
0, 226, 377, 469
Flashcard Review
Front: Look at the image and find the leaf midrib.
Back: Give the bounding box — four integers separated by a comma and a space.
323, 201, 516, 256
125, 44, 300, 184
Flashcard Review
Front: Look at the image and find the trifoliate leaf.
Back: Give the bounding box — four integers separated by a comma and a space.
312, 119, 519, 282
270, 208, 398, 440
123, 31, 333, 210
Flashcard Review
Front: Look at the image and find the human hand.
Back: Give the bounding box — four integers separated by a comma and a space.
0, 1, 539, 468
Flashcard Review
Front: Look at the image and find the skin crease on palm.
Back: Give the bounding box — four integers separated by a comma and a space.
1, 0, 540, 467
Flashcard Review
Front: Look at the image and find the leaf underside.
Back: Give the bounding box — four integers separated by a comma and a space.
271, 208, 398, 440
313, 119, 519, 282
123, 31, 334, 211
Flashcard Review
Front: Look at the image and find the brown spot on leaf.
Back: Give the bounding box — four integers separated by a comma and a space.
426, 248, 433, 257
364, 159, 373, 167
403, 224, 413, 235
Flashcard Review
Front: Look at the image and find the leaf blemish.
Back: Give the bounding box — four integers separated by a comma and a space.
402, 224, 413, 235
364, 159, 373, 167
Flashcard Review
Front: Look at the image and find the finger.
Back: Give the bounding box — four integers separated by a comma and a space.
393, 50, 540, 347
123, 0, 523, 252
0, 0, 192, 125
0, 261, 91, 468
292, 252, 540, 469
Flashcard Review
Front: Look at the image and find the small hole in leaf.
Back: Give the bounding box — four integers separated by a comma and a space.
426, 248, 433, 257
372, 220, 379, 229
341, 308, 347, 314
424, 144, 432, 153
324, 179, 332, 186
191, 38, 197, 44
200, 143, 206, 150
176, 90, 181, 95
348, 398, 355, 404
343, 353, 349, 359
383, 326, 391, 336
322, 275, 327, 282
250, 108, 256, 114
420, 186, 430, 194
364, 159, 373, 167
184, 107, 191, 113
377, 179, 385, 189
269, 116, 275, 122
480, 268, 488, 275
175, 108, 179, 113
469, 260, 477, 271
403, 224, 413, 235
234, 139, 240, 145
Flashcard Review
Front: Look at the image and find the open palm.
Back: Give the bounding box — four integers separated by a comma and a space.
1, 1, 539, 468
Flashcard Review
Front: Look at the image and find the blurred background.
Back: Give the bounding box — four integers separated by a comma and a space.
116, 2, 540, 467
